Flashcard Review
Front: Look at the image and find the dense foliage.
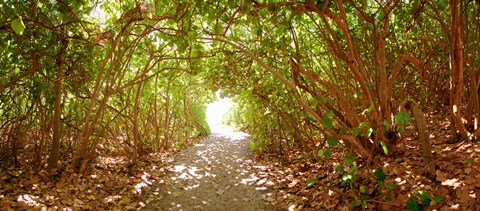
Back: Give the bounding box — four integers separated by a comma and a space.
221, 0, 479, 160
1, 0, 480, 209
0, 0, 216, 171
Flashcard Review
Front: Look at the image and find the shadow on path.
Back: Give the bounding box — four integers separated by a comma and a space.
140, 130, 279, 210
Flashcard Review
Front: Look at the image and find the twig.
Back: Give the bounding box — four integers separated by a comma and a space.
366, 199, 401, 206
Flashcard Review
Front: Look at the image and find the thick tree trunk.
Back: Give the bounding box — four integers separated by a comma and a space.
132, 78, 144, 165
378, 11, 390, 122
48, 38, 68, 170
449, 0, 469, 139
472, 72, 480, 138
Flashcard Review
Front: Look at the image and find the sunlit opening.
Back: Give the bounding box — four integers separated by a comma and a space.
206, 96, 232, 133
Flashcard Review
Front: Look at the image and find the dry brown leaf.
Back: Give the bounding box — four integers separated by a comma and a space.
455, 187, 471, 203
436, 170, 447, 182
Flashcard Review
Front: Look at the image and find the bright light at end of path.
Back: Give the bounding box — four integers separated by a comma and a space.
206, 98, 232, 133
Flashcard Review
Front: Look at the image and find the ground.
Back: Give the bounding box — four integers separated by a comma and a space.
1, 107, 480, 210
243, 107, 480, 210
139, 130, 279, 210
0, 129, 281, 210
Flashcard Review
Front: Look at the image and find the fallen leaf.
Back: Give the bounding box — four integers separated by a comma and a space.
435, 170, 447, 182
117, 197, 130, 205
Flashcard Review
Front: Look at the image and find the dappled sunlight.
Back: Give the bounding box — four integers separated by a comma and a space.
212, 130, 251, 141
97, 156, 127, 166
1, 151, 175, 210
17, 194, 42, 208
139, 128, 276, 210
4, 0, 480, 210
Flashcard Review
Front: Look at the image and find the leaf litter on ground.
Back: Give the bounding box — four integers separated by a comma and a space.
1, 107, 480, 210
245, 107, 480, 210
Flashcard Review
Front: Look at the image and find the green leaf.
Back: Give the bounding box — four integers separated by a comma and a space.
465, 159, 474, 165
342, 173, 353, 183
46, 95, 55, 104
438, 0, 448, 9
365, 128, 373, 137
306, 178, 318, 188
11, 18, 25, 35
361, 102, 374, 115
351, 198, 361, 208
336, 164, 344, 173
297, 153, 308, 160
352, 128, 360, 136
378, 180, 385, 187
397, 125, 405, 133
256, 28, 263, 36
395, 112, 412, 133
386, 182, 395, 190
344, 155, 354, 165
317, 149, 325, 157
358, 121, 368, 128
177, 43, 187, 54
186, 31, 198, 42
297, 154, 305, 160
383, 119, 391, 132
0, 40, 6, 52
375, 168, 387, 181
322, 118, 333, 129
395, 112, 412, 125
155, 4, 163, 16
324, 149, 332, 158
406, 197, 423, 211
366, 102, 374, 112
380, 141, 389, 155
350, 165, 358, 175
417, 190, 431, 206
385, 196, 393, 201
432, 195, 443, 203
325, 110, 334, 118
359, 185, 367, 193
327, 135, 338, 147
261, 39, 270, 48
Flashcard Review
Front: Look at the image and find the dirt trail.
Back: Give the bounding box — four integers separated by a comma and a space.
141, 130, 279, 210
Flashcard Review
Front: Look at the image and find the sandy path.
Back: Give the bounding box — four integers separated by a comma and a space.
141, 131, 279, 211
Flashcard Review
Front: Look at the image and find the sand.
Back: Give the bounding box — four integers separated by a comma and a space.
140, 130, 279, 211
